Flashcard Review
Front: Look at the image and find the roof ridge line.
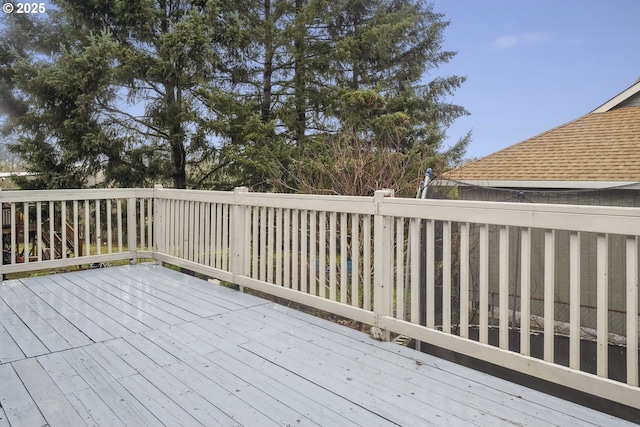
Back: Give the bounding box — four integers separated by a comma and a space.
591, 80, 640, 113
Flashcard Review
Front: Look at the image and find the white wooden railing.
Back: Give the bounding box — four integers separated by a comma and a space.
0, 188, 154, 274
1, 186, 639, 408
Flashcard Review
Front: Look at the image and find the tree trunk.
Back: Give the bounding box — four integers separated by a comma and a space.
293, 0, 306, 149
166, 84, 187, 189
261, 0, 273, 124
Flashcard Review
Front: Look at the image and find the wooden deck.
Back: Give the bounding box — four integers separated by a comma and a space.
0, 265, 633, 427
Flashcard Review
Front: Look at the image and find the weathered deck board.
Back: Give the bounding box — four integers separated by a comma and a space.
138, 264, 268, 309
6, 280, 92, 348
107, 267, 243, 315
247, 304, 579, 425
0, 264, 635, 427
269, 302, 626, 426
11, 358, 87, 427
83, 270, 211, 320
1, 282, 74, 353
60, 347, 163, 427
23, 276, 114, 342
0, 363, 47, 427
0, 405, 10, 427
0, 321, 24, 364
36, 273, 151, 335
52, 272, 178, 329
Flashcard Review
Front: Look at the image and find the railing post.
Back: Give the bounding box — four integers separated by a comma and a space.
373, 189, 394, 341
127, 194, 137, 264
231, 187, 249, 287
153, 184, 164, 263
0, 188, 4, 281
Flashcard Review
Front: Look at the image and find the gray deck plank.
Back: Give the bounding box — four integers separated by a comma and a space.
0, 283, 71, 353
25, 276, 116, 342
105, 267, 238, 316
240, 338, 444, 427
107, 339, 242, 427
60, 337, 204, 427
162, 359, 283, 427
150, 324, 221, 355
175, 320, 398, 427
0, 321, 24, 364
81, 343, 138, 380
305, 323, 593, 426
207, 311, 443, 426
256, 302, 633, 427
0, 405, 10, 427
189, 317, 254, 346
12, 358, 88, 427
216, 312, 488, 427
219, 308, 601, 427
66, 388, 127, 427
104, 337, 166, 372
137, 264, 269, 308
122, 333, 182, 367
287, 308, 627, 426
9, 279, 92, 348
142, 328, 323, 427
54, 271, 177, 329
137, 364, 242, 427
118, 374, 205, 427
244, 305, 568, 426
267, 317, 566, 426
207, 346, 394, 427
262, 302, 632, 426
37, 352, 90, 395
77, 270, 202, 323
0, 363, 47, 427
76, 268, 212, 317
145, 331, 279, 426
0, 285, 51, 359
49, 273, 162, 333
89, 268, 220, 317
141, 328, 313, 426
60, 347, 163, 427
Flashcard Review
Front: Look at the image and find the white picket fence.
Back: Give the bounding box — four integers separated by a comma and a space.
1, 186, 639, 408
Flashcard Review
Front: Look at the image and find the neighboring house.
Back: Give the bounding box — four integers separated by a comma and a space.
444, 79, 640, 206
440, 80, 640, 338
0, 172, 34, 190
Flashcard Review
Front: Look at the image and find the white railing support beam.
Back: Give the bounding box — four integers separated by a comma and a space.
373, 189, 394, 340
231, 187, 249, 286
153, 184, 164, 263
127, 196, 137, 264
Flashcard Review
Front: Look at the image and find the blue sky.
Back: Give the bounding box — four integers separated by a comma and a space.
430, 0, 640, 160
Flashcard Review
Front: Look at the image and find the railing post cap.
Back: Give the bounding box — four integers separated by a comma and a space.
154, 184, 163, 190
233, 186, 249, 194
374, 188, 394, 202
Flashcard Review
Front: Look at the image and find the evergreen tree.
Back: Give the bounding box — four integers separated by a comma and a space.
245, 0, 470, 193
1, 1, 248, 189
1, 0, 469, 193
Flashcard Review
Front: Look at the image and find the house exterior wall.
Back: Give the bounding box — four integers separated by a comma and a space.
458, 187, 640, 207
454, 187, 640, 337
615, 91, 640, 109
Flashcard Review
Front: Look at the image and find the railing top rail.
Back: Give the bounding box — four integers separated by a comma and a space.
381, 197, 640, 235
155, 188, 378, 214
237, 192, 376, 214
0, 188, 152, 203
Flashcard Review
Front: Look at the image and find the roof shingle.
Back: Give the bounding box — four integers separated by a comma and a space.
447, 106, 640, 183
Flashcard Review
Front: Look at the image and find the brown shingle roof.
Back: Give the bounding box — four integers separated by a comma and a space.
446, 106, 640, 183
